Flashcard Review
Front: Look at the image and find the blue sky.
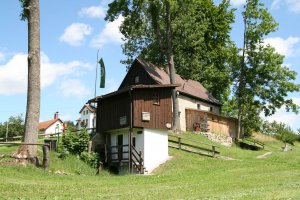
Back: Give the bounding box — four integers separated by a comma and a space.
0, 0, 300, 130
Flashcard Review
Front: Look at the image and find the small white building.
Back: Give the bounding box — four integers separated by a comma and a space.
108, 128, 169, 173
38, 112, 64, 136
77, 104, 96, 132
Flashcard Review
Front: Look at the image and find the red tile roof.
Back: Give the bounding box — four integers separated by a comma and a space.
136, 58, 221, 105
38, 119, 62, 131
79, 104, 96, 114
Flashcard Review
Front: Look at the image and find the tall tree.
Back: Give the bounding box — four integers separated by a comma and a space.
15, 0, 41, 163
234, 0, 299, 137
107, 0, 235, 102
106, 0, 235, 130
107, 0, 183, 130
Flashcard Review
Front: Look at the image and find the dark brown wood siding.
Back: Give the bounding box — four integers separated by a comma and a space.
97, 92, 131, 133
119, 61, 156, 89
133, 88, 172, 130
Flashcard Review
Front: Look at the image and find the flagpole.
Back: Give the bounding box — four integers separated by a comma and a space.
94, 49, 99, 99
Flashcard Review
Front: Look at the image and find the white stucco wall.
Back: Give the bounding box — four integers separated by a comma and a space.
78, 107, 96, 131
44, 121, 64, 136
178, 95, 220, 132
143, 128, 168, 173
109, 128, 168, 173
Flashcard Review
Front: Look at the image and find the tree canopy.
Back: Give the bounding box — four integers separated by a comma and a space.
106, 0, 236, 101
234, 0, 299, 136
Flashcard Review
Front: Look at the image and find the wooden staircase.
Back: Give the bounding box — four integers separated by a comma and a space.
130, 145, 146, 174
105, 144, 146, 174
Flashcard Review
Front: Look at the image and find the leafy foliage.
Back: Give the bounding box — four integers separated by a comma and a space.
106, 0, 236, 101
0, 114, 25, 138
79, 152, 99, 169
64, 120, 77, 132
59, 129, 100, 168
261, 120, 298, 146
233, 0, 299, 137
19, 0, 29, 21
61, 129, 90, 155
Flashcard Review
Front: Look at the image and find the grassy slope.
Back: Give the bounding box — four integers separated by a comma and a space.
0, 134, 300, 200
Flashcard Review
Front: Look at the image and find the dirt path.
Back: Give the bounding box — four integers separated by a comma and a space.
257, 151, 272, 159
216, 155, 240, 161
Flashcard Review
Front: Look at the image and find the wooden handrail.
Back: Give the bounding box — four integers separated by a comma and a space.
243, 138, 264, 145
0, 142, 49, 146
131, 145, 144, 173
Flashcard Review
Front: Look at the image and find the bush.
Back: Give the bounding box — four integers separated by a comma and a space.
61, 129, 90, 155
57, 144, 69, 160
79, 152, 99, 169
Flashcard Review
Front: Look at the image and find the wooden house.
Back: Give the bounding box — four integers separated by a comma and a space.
118, 58, 223, 132
89, 58, 238, 174
89, 84, 176, 174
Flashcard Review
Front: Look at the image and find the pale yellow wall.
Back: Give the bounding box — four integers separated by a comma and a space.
178, 95, 220, 131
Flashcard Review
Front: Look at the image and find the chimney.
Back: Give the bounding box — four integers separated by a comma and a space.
54, 112, 59, 120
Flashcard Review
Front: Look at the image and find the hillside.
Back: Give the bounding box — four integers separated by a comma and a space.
0, 133, 300, 199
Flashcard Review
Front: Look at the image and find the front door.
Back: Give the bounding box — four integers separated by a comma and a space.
117, 134, 123, 161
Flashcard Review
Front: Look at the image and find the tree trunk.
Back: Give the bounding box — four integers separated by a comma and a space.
237, 16, 248, 139
165, 1, 180, 131
15, 0, 40, 164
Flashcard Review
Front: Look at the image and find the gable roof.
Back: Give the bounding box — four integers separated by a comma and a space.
79, 104, 96, 114
38, 119, 63, 131
134, 58, 221, 105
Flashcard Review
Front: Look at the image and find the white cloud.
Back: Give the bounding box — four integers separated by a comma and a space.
79, 5, 106, 19
60, 79, 91, 98
91, 16, 124, 48
263, 97, 300, 130
271, 0, 300, 13
264, 37, 300, 57
59, 23, 92, 46
230, 0, 246, 7
0, 52, 92, 95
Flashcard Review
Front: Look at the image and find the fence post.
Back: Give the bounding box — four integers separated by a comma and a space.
42, 145, 50, 169
178, 137, 181, 150
104, 144, 107, 163
88, 141, 92, 154
212, 146, 216, 158
97, 161, 103, 175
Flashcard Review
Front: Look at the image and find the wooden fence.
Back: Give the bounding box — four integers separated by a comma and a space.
0, 142, 50, 169
186, 109, 238, 138
168, 134, 219, 157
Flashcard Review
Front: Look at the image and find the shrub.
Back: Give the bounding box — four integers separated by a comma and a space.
273, 123, 298, 146
79, 152, 99, 169
57, 144, 69, 160
61, 129, 90, 155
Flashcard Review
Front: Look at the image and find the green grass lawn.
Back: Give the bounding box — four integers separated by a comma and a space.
0, 133, 300, 200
